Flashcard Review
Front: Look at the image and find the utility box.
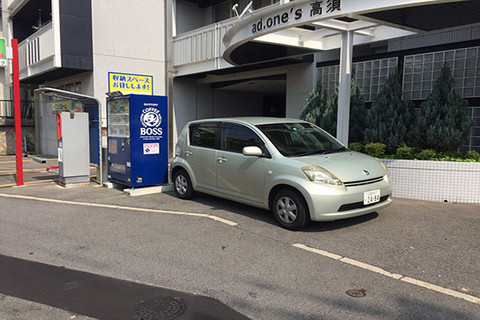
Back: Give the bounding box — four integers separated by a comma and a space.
56, 112, 90, 185
107, 94, 168, 187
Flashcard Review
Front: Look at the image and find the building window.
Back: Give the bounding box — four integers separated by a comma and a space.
403, 46, 480, 100
316, 57, 398, 102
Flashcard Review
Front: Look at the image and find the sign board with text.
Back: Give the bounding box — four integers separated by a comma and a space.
0, 38, 7, 67
108, 72, 153, 95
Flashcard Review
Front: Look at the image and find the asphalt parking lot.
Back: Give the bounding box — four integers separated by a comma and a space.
0, 155, 479, 319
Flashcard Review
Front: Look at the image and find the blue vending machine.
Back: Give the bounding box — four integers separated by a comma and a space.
107, 94, 168, 187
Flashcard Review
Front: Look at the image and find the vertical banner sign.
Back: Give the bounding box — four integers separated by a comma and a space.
0, 38, 6, 67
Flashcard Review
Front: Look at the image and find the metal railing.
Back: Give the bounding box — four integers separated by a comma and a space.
173, 19, 236, 67
18, 21, 56, 77
0, 100, 35, 125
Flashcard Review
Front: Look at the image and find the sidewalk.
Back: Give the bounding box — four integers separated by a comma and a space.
0, 155, 59, 188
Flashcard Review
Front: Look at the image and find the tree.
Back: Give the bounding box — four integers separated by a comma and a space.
299, 82, 329, 127
413, 65, 472, 151
348, 79, 367, 143
300, 78, 366, 142
364, 71, 414, 152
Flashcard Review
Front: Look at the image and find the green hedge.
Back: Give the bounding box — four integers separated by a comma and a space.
348, 142, 480, 162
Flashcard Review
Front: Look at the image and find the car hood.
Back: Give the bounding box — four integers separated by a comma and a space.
290, 151, 386, 182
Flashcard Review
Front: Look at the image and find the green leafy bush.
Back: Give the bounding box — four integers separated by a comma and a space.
466, 150, 480, 161
357, 143, 479, 162
364, 143, 386, 158
348, 142, 363, 152
396, 144, 415, 159
417, 149, 438, 160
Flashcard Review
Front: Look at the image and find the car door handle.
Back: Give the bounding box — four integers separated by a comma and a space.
185, 151, 193, 157
217, 157, 227, 163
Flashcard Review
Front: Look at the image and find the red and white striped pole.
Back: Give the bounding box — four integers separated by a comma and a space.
12, 38, 23, 186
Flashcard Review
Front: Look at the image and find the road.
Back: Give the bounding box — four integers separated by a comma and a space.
0, 182, 479, 319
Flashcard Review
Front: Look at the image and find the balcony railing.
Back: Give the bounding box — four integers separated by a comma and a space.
173, 19, 236, 76
18, 21, 58, 80
0, 100, 35, 126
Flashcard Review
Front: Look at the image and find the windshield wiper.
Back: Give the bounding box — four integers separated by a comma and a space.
293, 149, 328, 157
322, 147, 348, 154
294, 147, 347, 157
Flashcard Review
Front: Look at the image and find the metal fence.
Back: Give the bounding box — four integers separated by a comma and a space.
0, 100, 35, 124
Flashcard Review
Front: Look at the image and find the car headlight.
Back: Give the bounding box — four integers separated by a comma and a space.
375, 158, 389, 177
301, 165, 342, 185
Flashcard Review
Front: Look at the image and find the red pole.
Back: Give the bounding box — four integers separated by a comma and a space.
12, 38, 23, 186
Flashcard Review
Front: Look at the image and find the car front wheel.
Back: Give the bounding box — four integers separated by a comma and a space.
173, 169, 195, 200
272, 189, 310, 230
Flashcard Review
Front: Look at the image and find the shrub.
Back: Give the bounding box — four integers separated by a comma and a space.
417, 149, 437, 160
348, 142, 363, 152
396, 144, 415, 159
364, 143, 386, 158
465, 150, 480, 161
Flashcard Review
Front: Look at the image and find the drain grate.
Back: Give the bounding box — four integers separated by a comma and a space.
346, 289, 367, 298
132, 297, 187, 320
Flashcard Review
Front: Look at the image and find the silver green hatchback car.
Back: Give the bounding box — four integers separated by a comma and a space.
170, 117, 392, 230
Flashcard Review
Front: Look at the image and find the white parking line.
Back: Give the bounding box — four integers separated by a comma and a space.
0, 193, 238, 227
293, 243, 480, 305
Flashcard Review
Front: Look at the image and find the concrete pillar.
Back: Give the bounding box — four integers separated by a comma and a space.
336, 30, 354, 146
286, 63, 315, 118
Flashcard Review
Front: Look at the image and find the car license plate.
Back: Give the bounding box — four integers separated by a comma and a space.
364, 190, 380, 205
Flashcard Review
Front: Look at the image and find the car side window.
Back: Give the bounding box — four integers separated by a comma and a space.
190, 123, 218, 149
222, 124, 263, 153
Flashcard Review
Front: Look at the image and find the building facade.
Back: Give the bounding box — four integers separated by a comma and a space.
1, 0, 167, 155
0, 0, 479, 156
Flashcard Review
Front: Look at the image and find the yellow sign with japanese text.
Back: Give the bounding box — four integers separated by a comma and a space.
108, 72, 153, 95
51, 101, 69, 113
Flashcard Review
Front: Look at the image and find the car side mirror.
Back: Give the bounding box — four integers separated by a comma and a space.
243, 146, 263, 157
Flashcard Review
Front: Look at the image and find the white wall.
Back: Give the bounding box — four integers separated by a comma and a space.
286, 62, 315, 118
172, 78, 197, 139
91, 0, 167, 125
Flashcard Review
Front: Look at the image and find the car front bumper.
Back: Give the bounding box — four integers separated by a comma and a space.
305, 177, 392, 222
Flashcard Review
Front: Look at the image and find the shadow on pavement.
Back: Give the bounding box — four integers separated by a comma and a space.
162, 191, 380, 232
0, 254, 250, 320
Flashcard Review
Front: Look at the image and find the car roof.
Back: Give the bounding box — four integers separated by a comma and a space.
189, 117, 306, 126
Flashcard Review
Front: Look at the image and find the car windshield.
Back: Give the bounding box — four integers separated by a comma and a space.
257, 122, 346, 157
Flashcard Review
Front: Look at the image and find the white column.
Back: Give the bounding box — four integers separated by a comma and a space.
336, 30, 354, 146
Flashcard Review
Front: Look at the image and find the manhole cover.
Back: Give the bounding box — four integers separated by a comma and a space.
132, 297, 187, 320
346, 289, 366, 298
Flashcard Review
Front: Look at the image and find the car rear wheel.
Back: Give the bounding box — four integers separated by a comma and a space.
173, 169, 195, 199
272, 189, 310, 230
